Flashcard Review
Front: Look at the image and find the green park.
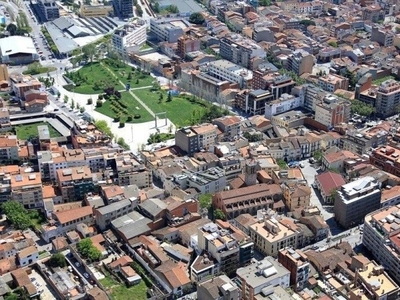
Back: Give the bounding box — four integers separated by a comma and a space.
15, 122, 61, 140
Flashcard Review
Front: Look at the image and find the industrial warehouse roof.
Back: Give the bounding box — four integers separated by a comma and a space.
0, 36, 37, 56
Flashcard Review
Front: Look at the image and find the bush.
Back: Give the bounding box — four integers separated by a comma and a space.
96, 100, 103, 107
114, 116, 120, 122
119, 121, 125, 128
87, 98, 93, 105
127, 115, 133, 122
134, 114, 141, 119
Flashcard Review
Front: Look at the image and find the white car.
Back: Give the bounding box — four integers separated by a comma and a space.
83, 273, 89, 279
75, 262, 81, 267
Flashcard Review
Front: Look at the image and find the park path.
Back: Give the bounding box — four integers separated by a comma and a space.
117, 86, 152, 92
101, 62, 156, 118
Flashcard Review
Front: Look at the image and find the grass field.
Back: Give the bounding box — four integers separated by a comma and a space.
15, 122, 61, 140
132, 89, 209, 126
100, 275, 147, 300
95, 92, 154, 123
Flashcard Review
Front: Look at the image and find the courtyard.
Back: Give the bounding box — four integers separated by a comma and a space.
15, 122, 61, 140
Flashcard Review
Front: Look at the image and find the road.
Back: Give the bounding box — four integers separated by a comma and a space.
137, 0, 154, 25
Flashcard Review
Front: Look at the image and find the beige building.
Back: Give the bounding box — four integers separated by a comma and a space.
175, 123, 217, 155
0, 135, 18, 161
318, 74, 349, 93
213, 116, 242, 141
315, 95, 351, 127
115, 154, 152, 188
9, 74, 42, 99
248, 213, 302, 256
80, 5, 113, 17
286, 50, 314, 76
375, 79, 400, 118
11, 172, 43, 209
0, 64, 9, 82
282, 182, 311, 211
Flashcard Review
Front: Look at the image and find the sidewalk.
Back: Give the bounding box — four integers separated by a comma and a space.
53, 74, 175, 151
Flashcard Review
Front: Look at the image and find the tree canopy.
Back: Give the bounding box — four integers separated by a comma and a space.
49, 253, 67, 268
199, 194, 212, 209
94, 120, 114, 139
77, 238, 102, 261
2, 201, 31, 230
82, 44, 96, 63
351, 99, 375, 117
299, 19, 316, 26
189, 12, 205, 24
214, 209, 226, 221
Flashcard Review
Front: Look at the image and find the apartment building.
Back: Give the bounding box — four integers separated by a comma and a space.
278, 248, 310, 291
212, 116, 241, 141
264, 93, 303, 119
253, 72, 295, 98
282, 182, 311, 211
197, 275, 240, 300
370, 145, 400, 177
207, 60, 252, 89
37, 0, 60, 21
79, 5, 113, 17
252, 26, 274, 43
381, 186, 400, 208
236, 257, 290, 300
0, 136, 18, 162
315, 94, 351, 127
220, 35, 266, 69
248, 213, 302, 256
115, 154, 152, 188
0, 165, 19, 203
0, 109, 11, 133
175, 123, 217, 155
112, 22, 147, 54
303, 84, 327, 112
340, 129, 387, 155
150, 18, 190, 43
0, 64, 9, 81
11, 172, 43, 209
235, 89, 273, 116
286, 50, 314, 76
375, 79, 400, 118
177, 35, 201, 58
95, 198, 138, 231
371, 26, 394, 46
318, 74, 349, 93
213, 183, 283, 219
56, 166, 94, 202
363, 205, 400, 285
362, 5, 385, 22
9, 74, 42, 99
38, 149, 87, 182
112, 0, 132, 19
334, 176, 381, 228
197, 222, 254, 277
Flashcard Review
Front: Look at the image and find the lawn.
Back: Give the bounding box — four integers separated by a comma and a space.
373, 75, 396, 85
100, 275, 147, 300
132, 89, 209, 126
64, 62, 124, 94
95, 92, 154, 123
15, 122, 61, 140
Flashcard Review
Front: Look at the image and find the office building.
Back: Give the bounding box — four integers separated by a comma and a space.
286, 50, 314, 76
264, 93, 303, 119
112, 0, 133, 19
236, 257, 290, 300
220, 35, 266, 69
9, 74, 42, 99
115, 154, 152, 188
278, 248, 310, 291
334, 176, 381, 228
375, 79, 400, 118
363, 204, 400, 285
150, 18, 190, 43
314, 94, 351, 127
362, 5, 385, 22
37, 0, 60, 21
112, 22, 147, 54
212, 116, 241, 141
371, 26, 394, 47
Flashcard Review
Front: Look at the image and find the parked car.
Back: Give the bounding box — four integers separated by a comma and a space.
75, 262, 81, 267
83, 273, 89, 279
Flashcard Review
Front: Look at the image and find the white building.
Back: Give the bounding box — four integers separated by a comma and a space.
0, 36, 39, 64
265, 93, 303, 119
112, 22, 147, 54
150, 18, 190, 43
207, 59, 253, 89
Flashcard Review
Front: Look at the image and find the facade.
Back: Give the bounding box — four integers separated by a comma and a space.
363, 205, 400, 285
212, 116, 241, 141
213, 184, 282, 219
371, 26, 394, 46
235, 89, 274, 116
370, 145, 400, 177
286, 50, 314, 76
334, 176, 381, 228
318, 74, 349, 93
282, 182, 311, 211
56, 166, 94, 202
9, 74, 42, 99
375, 79, 400, 118
177, 35, 201, 58
207, 60, 252, 89
79, 5, 113, 17
112, 22, 147, 54
220, 35, 266, 69
175, 123, 217, 155
0, 64, 9, 81
150, 18, 190, 43
115, 155, 152, 188
37, 0, 60, 21
278, 248, 310, 291
0, 136, 18, 162
17, 246, 38, 267
314, 95, 351, 127
236, 257, 290, 300
11, 172, 43, 209
362, 5, 385, 22
264, 94, 303, 119
112, 0, 133, 19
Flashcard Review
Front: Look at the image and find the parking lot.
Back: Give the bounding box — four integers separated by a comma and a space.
28, 269, 58, 300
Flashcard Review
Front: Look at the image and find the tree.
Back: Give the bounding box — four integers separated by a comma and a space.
49, 253, 67, 268
6, 23, 17, 36
167, 92, 172, 102
80, 107, 85, 113
328, 41, 338, 48
94, 120, 113, 138
276, 159, 288, 169
2, 201, 32, 230
117, 137, 130, 150
351, 99, 375, 117
299, 19, 316, 26
77, 238, 102, 261
5, 293, 18, 300
158, 93, 163, 104
71, 99, 75, 110
345, 70, 357, 90
87, 98, 93, 105
96, 100, 103, 107
313, 150, 323, 162
82, 44, 96, 64
127, 72, 132, 80
214, 209, 226, 221
189, 12, 205, 24
119, 121, 125, 128
153, 2, 160, 13
199, 194, 212, 209
63, 95, 69, 103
